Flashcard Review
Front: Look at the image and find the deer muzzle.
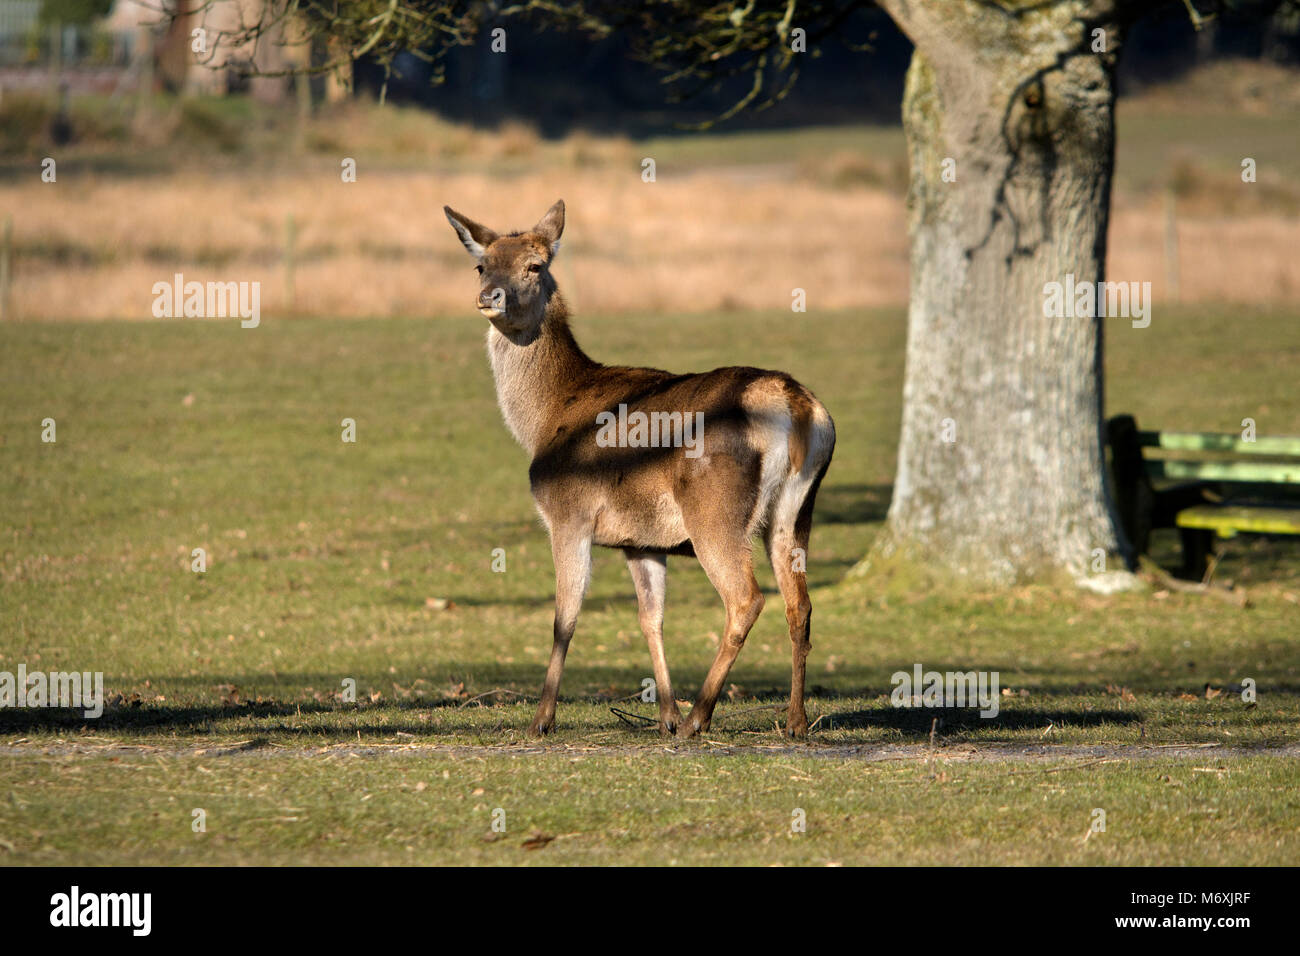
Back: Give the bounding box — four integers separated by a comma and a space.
477, 286, 507, 319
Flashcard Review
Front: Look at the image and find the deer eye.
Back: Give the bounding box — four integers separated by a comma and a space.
527, 262, 542, 273
475, 265, 484, 274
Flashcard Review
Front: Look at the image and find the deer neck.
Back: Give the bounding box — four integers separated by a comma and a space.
487, 291, 595, 456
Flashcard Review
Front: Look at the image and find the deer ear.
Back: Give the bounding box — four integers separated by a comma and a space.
532, 199, 565, 253
444, 206, 498, 260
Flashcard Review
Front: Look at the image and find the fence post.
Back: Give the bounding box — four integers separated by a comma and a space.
48, 21, 61, 85
1163, 185, 1179, 304
135, 28, 154, 121
285, 213, 297, 312
1, 215, 12, 321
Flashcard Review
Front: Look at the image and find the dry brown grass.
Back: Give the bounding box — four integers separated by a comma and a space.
2, 166, 910, 319
1109, 197, 1300, 304
1, 119, 1297, 320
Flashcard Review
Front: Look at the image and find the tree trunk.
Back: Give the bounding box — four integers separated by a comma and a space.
874, 0, 1135, 584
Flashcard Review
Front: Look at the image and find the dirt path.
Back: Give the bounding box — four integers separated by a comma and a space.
2, 739, 1297, 762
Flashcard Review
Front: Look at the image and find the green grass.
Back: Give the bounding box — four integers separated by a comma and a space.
5, 750, 1297, 865
1, 306, 1299, 864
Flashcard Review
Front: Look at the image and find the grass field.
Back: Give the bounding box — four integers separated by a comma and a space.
2, 306, 1299, 864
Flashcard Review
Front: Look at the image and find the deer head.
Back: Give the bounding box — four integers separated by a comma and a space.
444, 200, 565, 344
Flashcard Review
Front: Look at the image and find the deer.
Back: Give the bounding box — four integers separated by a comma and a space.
444, 199, 835, 739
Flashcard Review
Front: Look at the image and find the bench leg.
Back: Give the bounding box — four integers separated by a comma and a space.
1178, 528, 1214, 582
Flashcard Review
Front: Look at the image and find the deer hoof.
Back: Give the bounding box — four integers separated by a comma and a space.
676, 711, 710, 739
526, 717, 554, 737
785, 716, 808, 739
658, 703, 682, 737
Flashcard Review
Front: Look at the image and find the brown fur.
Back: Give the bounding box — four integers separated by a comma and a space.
445, 200, 836, 739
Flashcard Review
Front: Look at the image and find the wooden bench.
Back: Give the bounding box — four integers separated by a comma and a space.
1107, 414, 1300, 579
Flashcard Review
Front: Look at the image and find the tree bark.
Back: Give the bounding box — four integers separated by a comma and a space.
872, 0, 1137, 584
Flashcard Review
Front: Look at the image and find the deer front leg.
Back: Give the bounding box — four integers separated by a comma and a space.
625, 549, 680, 736
527, 528, 592, 737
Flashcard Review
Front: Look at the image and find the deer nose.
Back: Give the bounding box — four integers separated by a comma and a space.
478, 287, 505, 310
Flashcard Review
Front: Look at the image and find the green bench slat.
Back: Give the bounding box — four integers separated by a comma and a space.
1137, 430, 1300, 457
1175, 505, 1300, 537
1145, 459, 1300, 483
1122, 424, 1300, 541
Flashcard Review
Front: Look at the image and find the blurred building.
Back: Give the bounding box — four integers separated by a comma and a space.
0, 0, 316, 99
110, 0, 304, 100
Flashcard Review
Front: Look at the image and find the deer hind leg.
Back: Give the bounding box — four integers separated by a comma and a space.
765, 530, 811, 738
765, 463, 829, 738
527, 527, 592, 737
624, 549, 680, 735
677, 535, 764, 739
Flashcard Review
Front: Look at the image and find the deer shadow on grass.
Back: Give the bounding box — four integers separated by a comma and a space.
807, 704, 1142, 736
0, 674, 1153, 744
0, 697, 541, 740
0, 704, 1137, 743
5, 655, 1285, 744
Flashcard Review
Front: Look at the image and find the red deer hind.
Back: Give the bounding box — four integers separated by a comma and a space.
445, 200, 835, 738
